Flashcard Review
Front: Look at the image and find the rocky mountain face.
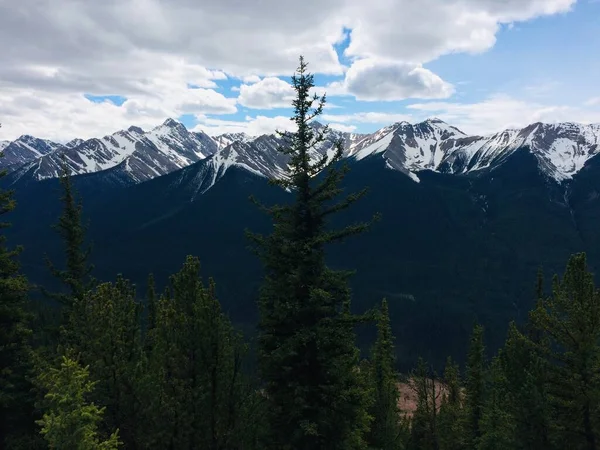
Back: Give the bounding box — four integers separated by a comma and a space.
0, 135, 63, 169
166, 118, 600, 197
7, 119, 218, 184
212, 132, 253, 150
5, 116, 600, 371
3, 118, 600, 189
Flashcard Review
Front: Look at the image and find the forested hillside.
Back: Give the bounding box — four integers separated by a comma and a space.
2, 57, 600, 449
5, 126, 598, 369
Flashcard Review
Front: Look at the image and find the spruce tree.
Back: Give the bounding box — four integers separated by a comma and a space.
36, 355, 121, 449
45, 158, 94, 309
67, 277, 144, 448
146, 273, 157, 332
248, 56, 374, 449
139, 256, 259, 450
0, 151, 36, 449
408, 358, 441, 450
528, 253, 600, 449
368, 299, 402, 450
437, 357, 464, 450
477, 356, 514, 450
500, 322, 553, 449
464, 324, 486, 449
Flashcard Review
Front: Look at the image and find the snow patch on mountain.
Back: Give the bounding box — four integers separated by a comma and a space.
5, 117, 600, 188
354, 127, 396, 160
0, 135, 63, 169
213, 133, 253, 150
9, 119, 218, 183
352, 119, 600, 183
65, 138, 85, 149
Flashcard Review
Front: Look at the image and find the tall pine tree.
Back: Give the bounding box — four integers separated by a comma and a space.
36, 355, 121, 449
408, 358, 441, 450
248, 56, 375, 449
367, 299, 402, 450
477, 356, 514, 450
139, 256, 260, 450
0, 139, 37, 449
45, 157, 94, 309
528, 253, 600, 450
464, 324, 486, 449
499, 322, 554, 449
67, 277, 144, 448
437, 357, 464, 450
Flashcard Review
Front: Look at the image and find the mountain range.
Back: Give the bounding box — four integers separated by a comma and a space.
3, 117, 600, 189
4, 116, 600, 370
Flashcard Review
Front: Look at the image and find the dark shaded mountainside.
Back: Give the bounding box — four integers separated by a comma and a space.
6, 137, 600, 370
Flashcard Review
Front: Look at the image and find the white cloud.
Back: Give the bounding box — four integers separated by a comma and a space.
523, 80, 562, 98
237, 77, 295, 109
0, 0, 575, 80
328, 59, 454, 101
407, 94, 600, 135
0, 83, 237, 142
0, 0, 579, 139
329, 123, 358, 132
242, 75, 262, 83
343, 0, 575, 63
193, 115, 296, 136
236, 78, 342, 110
322, 111, 414, 124
585, 97, 600, 106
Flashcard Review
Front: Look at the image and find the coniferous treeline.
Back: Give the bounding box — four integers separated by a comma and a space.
2, 60, 600, 450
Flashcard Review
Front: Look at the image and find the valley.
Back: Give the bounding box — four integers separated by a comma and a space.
4, 117, 600, 370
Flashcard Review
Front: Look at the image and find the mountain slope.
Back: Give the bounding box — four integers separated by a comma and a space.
8, 119, 218, 185
213, 132, 253, 150
350, 119, 600, 183
8, 143, 598, 370
4, 118, 600, 189
0, 135, 63, 169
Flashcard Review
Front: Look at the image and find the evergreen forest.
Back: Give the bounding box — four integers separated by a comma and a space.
3, 56, 600, 450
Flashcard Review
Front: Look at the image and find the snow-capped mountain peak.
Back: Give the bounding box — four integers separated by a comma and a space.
213, 132, 253, 151
127, 125, 145, 135
65, 138, 85, 149
8, 118, 217, 183
4, 118, 600, 188
348, 119, 468, 181
355, 120, 600, 182
0, 135, 63, 169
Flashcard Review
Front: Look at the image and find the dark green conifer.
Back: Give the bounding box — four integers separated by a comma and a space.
499, 322, 553, 449
140, 256, 259, 450
437, 357, 464, 450
408, 358, 440, 450
67, 277, 144, 448
45, 158, 94, 309
528, 253, 600, 449
0, 145, 37, 449
477, 356, 514, 450
368, 299, 402, 450
36, 355, 121, 449
146, 273, 157, 332
248, 56, 375, 449
464, 324, 486, 449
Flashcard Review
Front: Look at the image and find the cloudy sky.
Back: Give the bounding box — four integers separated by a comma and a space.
1, 0, 599, 142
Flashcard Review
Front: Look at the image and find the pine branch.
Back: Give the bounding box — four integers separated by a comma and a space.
320, 188, 370, 219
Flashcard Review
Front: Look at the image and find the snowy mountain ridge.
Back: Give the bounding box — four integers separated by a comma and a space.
3, 118, 600, 188
7, 119, 218, 184
198, 118, 600, 187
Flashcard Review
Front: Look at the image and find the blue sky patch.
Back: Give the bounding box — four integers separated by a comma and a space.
84, 94, 127, 106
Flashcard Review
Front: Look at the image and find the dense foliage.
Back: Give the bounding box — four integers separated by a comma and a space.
3, 58, 600, 449
247, 56, 375, 449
